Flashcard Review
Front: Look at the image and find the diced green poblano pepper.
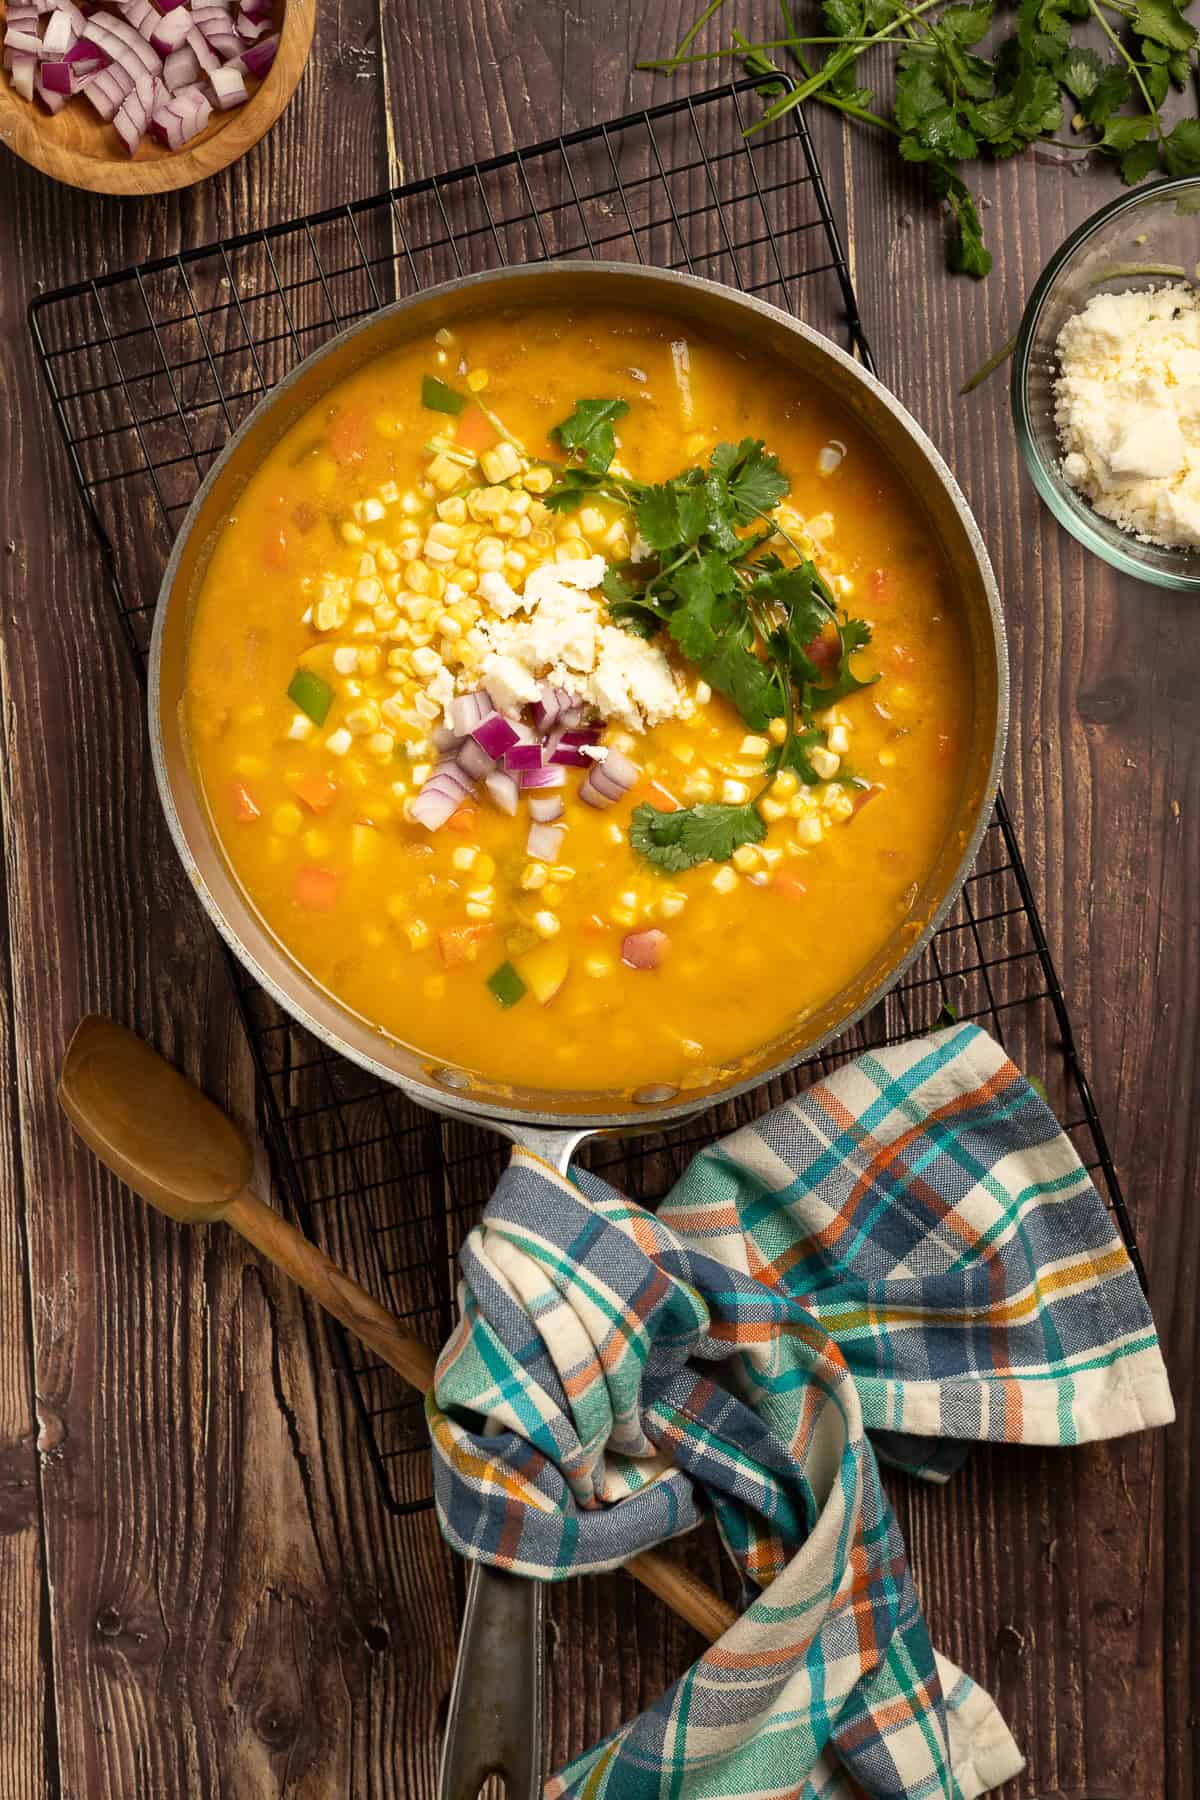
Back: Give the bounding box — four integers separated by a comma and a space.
422, 374, 467, 415
486, 961, 527, 1008
287, 666, 334, 727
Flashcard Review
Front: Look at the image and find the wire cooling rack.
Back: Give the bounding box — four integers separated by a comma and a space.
30, 77, 1143, 1515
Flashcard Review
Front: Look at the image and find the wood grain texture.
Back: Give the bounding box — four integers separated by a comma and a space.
0, 0, 1195, 1794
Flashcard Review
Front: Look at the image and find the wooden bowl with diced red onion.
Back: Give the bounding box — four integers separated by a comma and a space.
0, 0, 313, 194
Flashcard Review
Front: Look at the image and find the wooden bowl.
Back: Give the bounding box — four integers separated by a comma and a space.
0, 0, 314, 195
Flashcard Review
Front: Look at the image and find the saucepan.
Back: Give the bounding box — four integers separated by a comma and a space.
148, 262, 1008, 1796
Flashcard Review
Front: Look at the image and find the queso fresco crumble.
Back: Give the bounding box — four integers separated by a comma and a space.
185, 307, 971, 1091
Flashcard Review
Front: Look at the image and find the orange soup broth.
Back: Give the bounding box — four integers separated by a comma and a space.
185, 306, 971, 1091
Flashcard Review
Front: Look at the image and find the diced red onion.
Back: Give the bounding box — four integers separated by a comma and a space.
527, 793, 563, 824
183, 22, 219, 71
521, 765, 566, 790
432, 760, 476, 795
4, 27, 43, 53
66, 35, 111, 69
548, 741, 591, 768
580, 754, 639, 809
82, 64, 129, 119
39, 57, 84, 91
236, 11, 265, 37
503, 742, 542, 772
526, 821, 565, 862
411, 784, 461, 832
41, 10, 77, 57
484, 769, 519, 816
124, 0, 157, 34
10, 53, 36, 99
161, 43, 199, 88
431, 724, 462, 754
449, 690, 492, 738
532, 683, 575, 731
601, 748, 641, 789
35, 72, 69, 107
621, 929, 670, 971
455, 738, 495, 782
149, 8, 192, 55
150, 0, 192, 11
559, 703, 591, 729
208, 59, 245, 105
558, 726, 602, 745
471, 712, 520, 758
235, 29, 276, 77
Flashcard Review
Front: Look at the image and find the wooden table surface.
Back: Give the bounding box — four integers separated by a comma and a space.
0, 4, 1195, 1795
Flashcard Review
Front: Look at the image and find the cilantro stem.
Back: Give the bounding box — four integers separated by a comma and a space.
745, 0, 954, 132
959, 329, 1019, 395
746, 505, 840, 624
1087, 0, 1168, 144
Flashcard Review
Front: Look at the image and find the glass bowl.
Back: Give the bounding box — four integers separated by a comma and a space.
1012, 175, 1200, 591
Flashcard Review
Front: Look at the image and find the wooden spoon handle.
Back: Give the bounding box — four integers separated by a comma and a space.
59, 1015, 739, 1645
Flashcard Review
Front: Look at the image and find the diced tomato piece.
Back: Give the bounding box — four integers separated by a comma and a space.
805, 631, 839, 674
230, 781, 261, 823
851, 783, 882, 816
261, 523, 289, 570
445, 803, 478, 833
438, 924, 493, 969
454, 404, 499, 454
327, 407, 369, 466
621, 928, 670, 971
295, 867, 338, 912
296, 774, 339, 815
773, 872, 808, 902
638, 779, 682, 813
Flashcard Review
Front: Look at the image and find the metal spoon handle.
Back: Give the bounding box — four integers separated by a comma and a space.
438, 1562, 546, 1800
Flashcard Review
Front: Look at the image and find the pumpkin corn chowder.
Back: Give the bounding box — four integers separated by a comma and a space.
184, 307, 971, 1091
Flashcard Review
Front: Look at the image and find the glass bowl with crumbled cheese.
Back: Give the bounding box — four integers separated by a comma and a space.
1013, 176, 1200, 591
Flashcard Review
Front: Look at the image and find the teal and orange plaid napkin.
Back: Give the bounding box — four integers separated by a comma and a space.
427, 1023, 1173, 1798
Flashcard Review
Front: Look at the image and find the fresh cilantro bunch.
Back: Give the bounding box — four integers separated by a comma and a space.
643, 0, 1200, 277
547, 401, 876, 870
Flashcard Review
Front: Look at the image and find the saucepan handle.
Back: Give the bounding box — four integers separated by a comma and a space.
437, 1122, 587, 1800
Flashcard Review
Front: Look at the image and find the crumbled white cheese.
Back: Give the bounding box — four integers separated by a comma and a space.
473, 555, 687, 731
1055, 284, 1200, 548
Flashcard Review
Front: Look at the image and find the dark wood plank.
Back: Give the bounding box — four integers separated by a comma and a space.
0, 1, 1194, 1794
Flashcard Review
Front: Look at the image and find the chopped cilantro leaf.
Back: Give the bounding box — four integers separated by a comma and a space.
630, 801, 766, 871
550, 399, 630, 474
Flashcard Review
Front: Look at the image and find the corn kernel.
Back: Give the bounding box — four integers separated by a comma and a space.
556, 537, 589, 561
404, 918, 431, 950
340, 520, 365, 545
533, 910, 560, 939
272, 802, 302, 836
467, 885, 496, 906
740, 735, 770, 757
761, 797, 788, 823
360, 497, 386, 524
451, 847, 477, 873
768, 717, 788, 745
732, 845, 760, 873
827, 790, 855, 822
611, 904, 636, 927
287, 713, 313, 742
809, 747, 841, 780
434, 328, 456, 348
694, 680, 712, 706
345, 701, 381, 737
658, 892, 687, 919
827, 724, 850, 755
411, 646, 443, 679
325, 728, 352, 757
578, 506, 607, 538
878, 747, 897, 768
523, 466, 553, 494
772, 769, 799, 799
405, 560, 433, 594
366, 731, 396, 758
439, 615, 463, 642
357, 645, 382, 676
520, 863, 548, 891
480, 441, 521, 484
795, 817, 824, 847
711, 866, 739, 894
721, 779, 750, 805
475, 537, 505, 572
547, 864, 574, 884
428, 454, 465, 493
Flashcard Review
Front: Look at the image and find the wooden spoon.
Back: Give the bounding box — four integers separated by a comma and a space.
58, 1015, 737, 1645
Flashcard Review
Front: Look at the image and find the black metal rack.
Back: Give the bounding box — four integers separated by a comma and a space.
29, 77, 1142, 1518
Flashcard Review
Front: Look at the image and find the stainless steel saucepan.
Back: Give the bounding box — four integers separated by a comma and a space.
148, 263, 1008, 1798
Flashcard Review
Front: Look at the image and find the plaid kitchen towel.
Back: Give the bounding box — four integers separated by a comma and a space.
427, 1023, 1173, 1799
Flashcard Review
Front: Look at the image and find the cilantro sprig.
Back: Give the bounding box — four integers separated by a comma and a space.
641, 0, 1200, 280
547, 403, 876, 871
